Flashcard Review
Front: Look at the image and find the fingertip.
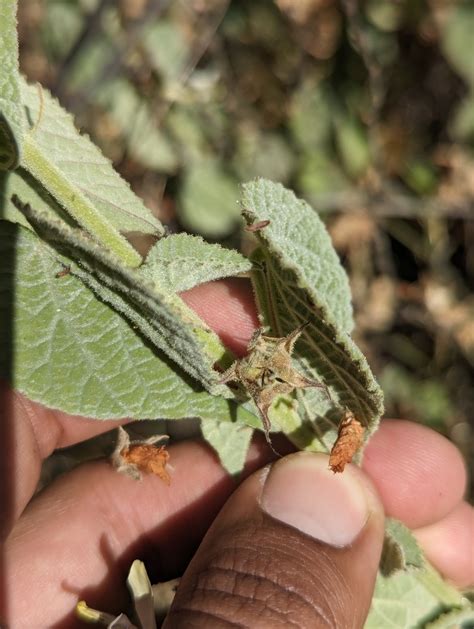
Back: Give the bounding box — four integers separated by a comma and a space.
414, 501, 474, 588
180, 278, 258, 355
165, 452, 385, 629
362, 420, 467, 529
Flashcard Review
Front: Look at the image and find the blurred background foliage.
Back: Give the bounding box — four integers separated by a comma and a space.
18, 0, 473, 479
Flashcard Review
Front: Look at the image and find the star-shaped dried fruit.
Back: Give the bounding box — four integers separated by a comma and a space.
220, 325, 326, 448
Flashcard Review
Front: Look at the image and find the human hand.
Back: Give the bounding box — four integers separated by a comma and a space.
2, 279, 472, 628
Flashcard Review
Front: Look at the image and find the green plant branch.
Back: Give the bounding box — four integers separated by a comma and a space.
22, 134, 142, 268
417, 563, 466, 608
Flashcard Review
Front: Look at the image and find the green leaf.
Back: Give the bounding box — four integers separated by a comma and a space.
403, 159, 438, 196
1, 166, 83, 230
366, 571, 449, 629
0, 169, 54, 228
233, 130, 294, 184
451, 91, 474, 142
243, 179, 353, 332
265, 395, 333, 453
166, 105, 210, 163
241, 179, 383, 445
201, 419, 254, 475
366, 564, 466, 629
425, 606, 474, 629
142, 21, 188, 84
23, 134, 142, 268
297, 152, 349, 202
19, 78, 164, 236
289, 82, 333, 151
442, 3, 474, 87
18, 78, 163, 266
178, 160, 241, 238
334, 115, 371, 180
11, 200, 232, 395
42, 1, 83, 59
365, 0, 402, 32
381, 518, 425, 576
0, 220, 258, 428
368, 522, 467, 628
0, 0, 24, 170
380, 365, 453, 430
66, 37, 116, 95
96, 79, 178, 173
140, 233, 252, 293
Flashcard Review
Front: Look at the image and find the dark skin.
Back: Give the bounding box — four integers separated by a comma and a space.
2, 279, 473, 627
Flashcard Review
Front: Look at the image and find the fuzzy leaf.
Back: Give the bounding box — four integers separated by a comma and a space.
366, 572, 445, 629
0, 220, 259, 428
425, 606, 474, 629
242, 179, 353, 332
1, 167, 82, 229
11, 200, 232, 394
241, 179, 383, 445
0, 169, 47, 227
19, 78, 163, 237
201, 419, 254, 475
140, 233, 252, 293
366, 568, 465, 629
381, 518, 425, 576
0, 0, 23, 169
367, 525, 465, 629
441, 4, 474, 88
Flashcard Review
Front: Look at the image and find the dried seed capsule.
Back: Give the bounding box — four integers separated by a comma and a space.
329, 410, 364, 473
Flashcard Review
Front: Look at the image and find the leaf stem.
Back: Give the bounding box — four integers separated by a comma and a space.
22, 134, 142, 268
417, 562, 464, 607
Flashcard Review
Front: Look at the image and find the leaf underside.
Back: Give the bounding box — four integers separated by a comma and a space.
241, 179, 384, 449
381, 518, 425, 576
0, 220, 259, 431
366, 571, 445, 629
244, 179, 354, 333
201, 419, 254, 476
0, 75, 261, 473
366, 568, 469, 629
425, 606, 474, 629
12, 200, 232, 394
0, 1, 23, 169
367, 519, 469, 629
19, 78, 163, 236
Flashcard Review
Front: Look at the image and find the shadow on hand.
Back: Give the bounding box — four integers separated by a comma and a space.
54, 434, 293, 628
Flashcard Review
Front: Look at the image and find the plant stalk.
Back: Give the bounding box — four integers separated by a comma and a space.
22, 134, 142, 268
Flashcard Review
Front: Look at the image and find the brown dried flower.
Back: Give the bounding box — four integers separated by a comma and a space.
111, 426, 170, 483
329, 410, 364, 473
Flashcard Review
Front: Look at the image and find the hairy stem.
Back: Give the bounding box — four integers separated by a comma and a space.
22, 134, 142, 268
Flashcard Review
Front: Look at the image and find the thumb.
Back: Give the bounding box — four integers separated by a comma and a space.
164, 452, 385, 628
